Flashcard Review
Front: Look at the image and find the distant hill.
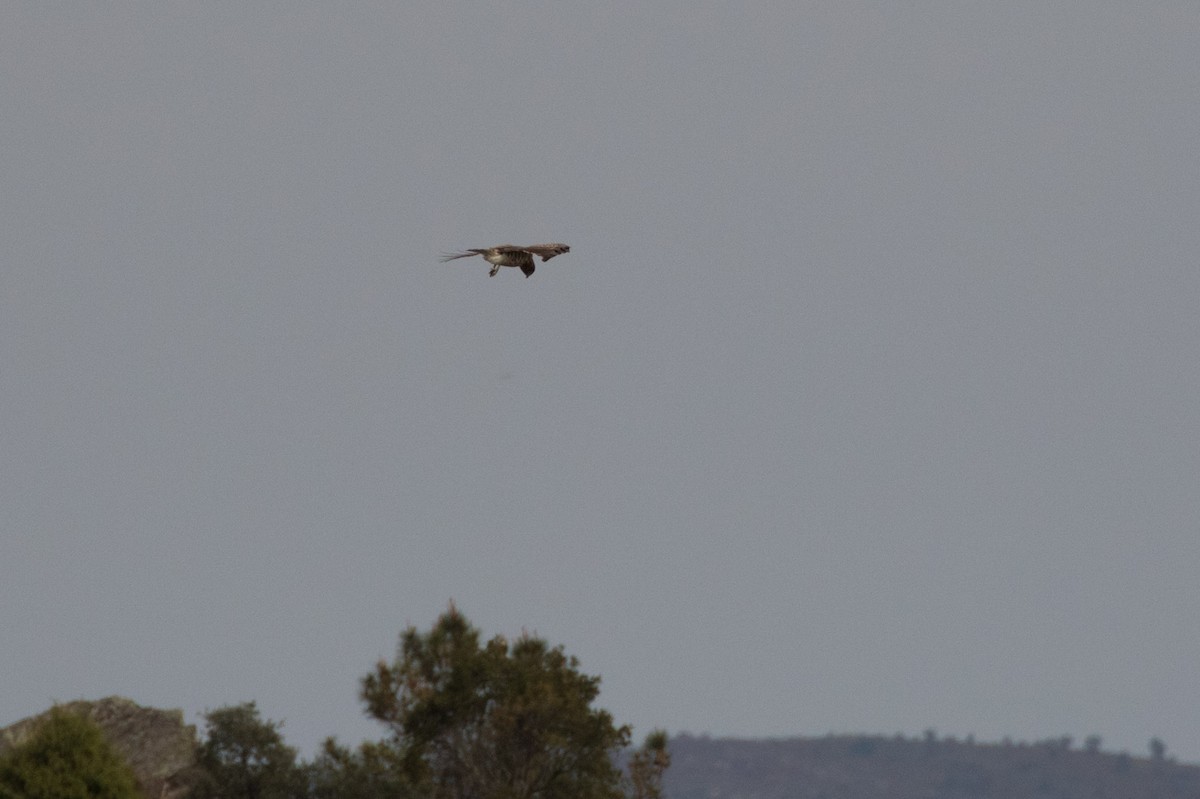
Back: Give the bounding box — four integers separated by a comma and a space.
663, 734, 1200, 799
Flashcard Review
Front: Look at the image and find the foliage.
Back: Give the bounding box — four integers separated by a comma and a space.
625, 730, 670, 799
305, 738, 414, 799
0, 610, 666, 799
0, 707, 139, 799
192, 702, 303, 799
360, 605, 637, 799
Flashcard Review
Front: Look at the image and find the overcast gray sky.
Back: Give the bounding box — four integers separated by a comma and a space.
4, 3, 1199, 764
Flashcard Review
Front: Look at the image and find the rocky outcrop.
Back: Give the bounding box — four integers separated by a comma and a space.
0, 696, 200, 799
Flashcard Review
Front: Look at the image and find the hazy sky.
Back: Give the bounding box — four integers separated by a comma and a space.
4, 4, 1199, 764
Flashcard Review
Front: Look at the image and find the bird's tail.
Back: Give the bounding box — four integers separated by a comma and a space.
439, 250, 482, 263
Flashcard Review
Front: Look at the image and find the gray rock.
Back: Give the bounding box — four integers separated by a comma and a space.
0, 696, 201, 799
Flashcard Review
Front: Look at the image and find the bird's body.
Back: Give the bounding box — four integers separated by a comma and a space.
440, 243, 570, 277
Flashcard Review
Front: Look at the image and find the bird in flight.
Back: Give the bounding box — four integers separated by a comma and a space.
439, 243, 570, 277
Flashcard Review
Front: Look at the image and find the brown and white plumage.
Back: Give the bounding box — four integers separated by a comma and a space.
439, 243, 570, 277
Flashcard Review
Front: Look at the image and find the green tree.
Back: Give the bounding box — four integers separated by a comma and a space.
624, 730, 670, 799
361, 605, 660, 799
0, 707, 139, 799
193, 702, 302, 799
306, 738, 413, 799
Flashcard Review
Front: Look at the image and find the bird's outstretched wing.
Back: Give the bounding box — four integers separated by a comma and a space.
523, 243, 571, 262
